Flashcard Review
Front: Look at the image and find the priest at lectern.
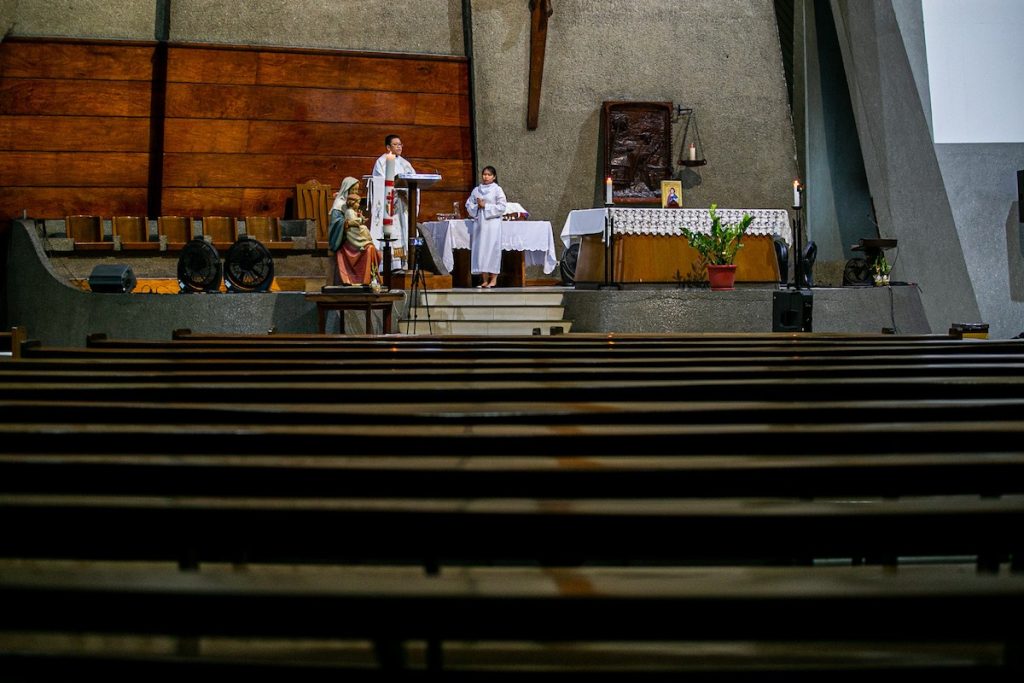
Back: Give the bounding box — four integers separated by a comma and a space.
370, 134, 416, 271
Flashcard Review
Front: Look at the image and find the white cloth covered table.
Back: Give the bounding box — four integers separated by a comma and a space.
560, 208, 792, 248
420, 220, 558, 274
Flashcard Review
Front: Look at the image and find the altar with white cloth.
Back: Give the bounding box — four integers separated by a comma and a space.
560, 207, 791, 284
420, 219, 558, 288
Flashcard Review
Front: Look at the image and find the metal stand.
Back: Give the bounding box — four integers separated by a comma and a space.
789, 191, 808, 290
598, 205, 622, 290
405, 237, 433, 334
378, 236, 397, 289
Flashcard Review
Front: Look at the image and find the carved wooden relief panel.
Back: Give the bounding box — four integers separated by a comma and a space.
602, 101, 673, 205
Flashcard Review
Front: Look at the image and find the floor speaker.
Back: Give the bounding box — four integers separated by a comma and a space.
1017, 169, 1023, 223
88, 264, 137, 293
772, 290, 813, 332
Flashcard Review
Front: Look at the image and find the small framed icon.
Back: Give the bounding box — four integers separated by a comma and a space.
661, 180, 682, 209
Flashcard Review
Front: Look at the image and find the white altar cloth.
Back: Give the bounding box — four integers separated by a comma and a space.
420, 220, 558, 274
560, 208, 792, 248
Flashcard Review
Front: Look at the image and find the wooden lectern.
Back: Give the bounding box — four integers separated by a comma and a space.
395, 173, 441, 274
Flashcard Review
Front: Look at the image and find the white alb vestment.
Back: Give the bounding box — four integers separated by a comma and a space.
465, 182, 507, 274
369, 154, 417, 270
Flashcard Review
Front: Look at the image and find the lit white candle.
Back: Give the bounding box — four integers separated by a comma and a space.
383, 152, 397, 238
793, 179, 801, 208
605, 177, 613, 205
688, 143, 696, 162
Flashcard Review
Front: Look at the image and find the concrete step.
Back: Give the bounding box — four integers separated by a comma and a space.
399, 286, 572, 336
399, 319, 573, 336
415, 289, 568, 307
404, 305, 566, 322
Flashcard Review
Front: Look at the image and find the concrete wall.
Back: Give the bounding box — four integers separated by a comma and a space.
470, 0, 799, 252
830, 0, 1024, 338
830, 0, 982, 334
1, 0, 463, 53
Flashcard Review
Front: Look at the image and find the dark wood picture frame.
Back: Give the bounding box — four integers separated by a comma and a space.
602, 101, 673, 206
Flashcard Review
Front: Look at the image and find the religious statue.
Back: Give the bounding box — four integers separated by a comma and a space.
329, 177, 381, 285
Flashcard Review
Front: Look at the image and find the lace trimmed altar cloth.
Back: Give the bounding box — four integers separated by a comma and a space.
560, 208, 792, 248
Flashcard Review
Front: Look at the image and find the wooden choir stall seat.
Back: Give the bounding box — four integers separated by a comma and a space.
157, 216, 193, 250
244, 216, 292, 250
201, 216, 238, 251
64, 215, 112, 251
111, 216, 158, 250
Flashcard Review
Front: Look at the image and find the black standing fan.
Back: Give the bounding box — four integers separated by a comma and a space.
560, 242, 580, 285
177, 237, 222, 293
224, 236, 274, 292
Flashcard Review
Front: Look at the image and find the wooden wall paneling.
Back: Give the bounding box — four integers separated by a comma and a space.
0, 79, 152, 117
167, 45, 468, 94
0, 188, 148, 219
161, 188, 292, 218
0, 40, 155, 81
164, 119, 471, 158
0, 39, 473, 227
1, 152, 149, 187
0, 116, 150, 152
161, 44, 472, 221
165, 83, 433, 124
0, 40, 155, 220
163, 154, 471, 191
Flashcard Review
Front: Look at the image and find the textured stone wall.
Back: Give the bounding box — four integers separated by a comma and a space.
3, 0, 155, 40
170, 0, 464, 54
470, 0, 798, 255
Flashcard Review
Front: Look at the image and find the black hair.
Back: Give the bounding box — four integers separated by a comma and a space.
482, 165, 498, 182
385, 134, 401, 147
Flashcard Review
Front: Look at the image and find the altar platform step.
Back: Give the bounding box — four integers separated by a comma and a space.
399, 288, 573, 336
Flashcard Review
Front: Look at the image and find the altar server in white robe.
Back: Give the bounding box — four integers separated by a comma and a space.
371, 134, 416, 270
465, 165, 507, 288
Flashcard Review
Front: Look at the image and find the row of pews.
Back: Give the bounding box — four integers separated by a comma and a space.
1, 327, 1023, 679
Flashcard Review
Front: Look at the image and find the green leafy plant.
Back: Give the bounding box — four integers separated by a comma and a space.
682, 204, 754, 266
872, 253, 891, 277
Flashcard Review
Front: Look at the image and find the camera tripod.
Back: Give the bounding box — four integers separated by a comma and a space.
405, 235, 433, 334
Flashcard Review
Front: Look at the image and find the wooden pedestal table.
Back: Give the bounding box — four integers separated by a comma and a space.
305, 292, 404, 335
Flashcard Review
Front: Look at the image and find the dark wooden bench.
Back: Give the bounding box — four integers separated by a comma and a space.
1, 564, 1021, 676
2, 491, 1021, 570
4, 332, 1024, 677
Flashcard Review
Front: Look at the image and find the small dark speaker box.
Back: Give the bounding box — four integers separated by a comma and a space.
88, 264, 137, 293
772, 290, 813, 332
1017, 169, 1023, 223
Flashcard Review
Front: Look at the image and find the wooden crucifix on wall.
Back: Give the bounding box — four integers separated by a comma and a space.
527, 0, 553, 130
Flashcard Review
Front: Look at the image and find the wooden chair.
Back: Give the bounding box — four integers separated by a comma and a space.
157, 216, 193, 250
201, 216, 237, 250
244, 216, 280, 243
111, 216, 157, 251
64, 215, 112, 250
295, 179, 332, 246
244, 215, 293, 252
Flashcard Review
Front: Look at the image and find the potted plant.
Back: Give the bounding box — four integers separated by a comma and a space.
872, 252, 891, 286
682, 204, 754, 290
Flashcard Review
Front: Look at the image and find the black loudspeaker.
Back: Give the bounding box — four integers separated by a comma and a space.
772, 290, 813, 332
88, 264, 136, 293
1017, 169, 1023, 223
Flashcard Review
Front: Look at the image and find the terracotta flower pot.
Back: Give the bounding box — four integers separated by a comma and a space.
706, 264, 737, 291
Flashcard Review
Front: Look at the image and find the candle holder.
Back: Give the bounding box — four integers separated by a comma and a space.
598, 207, 622, 290
674, 106, 707, 167
789, 188, 809, 291
377, 236, 398, 290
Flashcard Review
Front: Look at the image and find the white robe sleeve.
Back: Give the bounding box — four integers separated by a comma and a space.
483, 186, 507, 220
465, 188, 479, 218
